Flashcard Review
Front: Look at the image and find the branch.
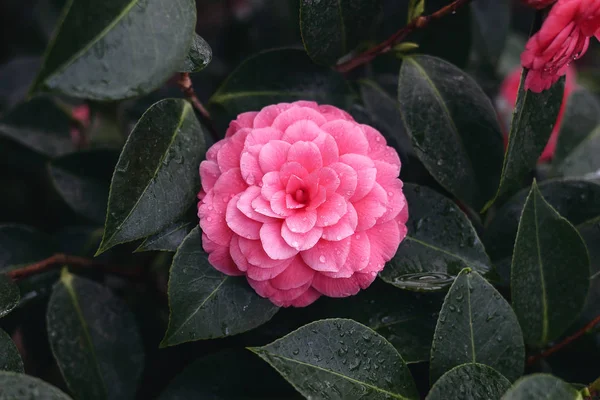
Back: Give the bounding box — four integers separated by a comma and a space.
177, 72, 220, 142
527, 315, 600, 366
334, 0, 473, 73
6, 254, 142, 281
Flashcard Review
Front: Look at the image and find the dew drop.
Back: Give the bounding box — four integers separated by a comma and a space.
319, 255, 326, 263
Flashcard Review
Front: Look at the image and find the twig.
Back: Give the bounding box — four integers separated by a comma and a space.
6, 253, 142, 281
177, 72, 220, 142
527, 315, 600, 366
334, 0, 473, 73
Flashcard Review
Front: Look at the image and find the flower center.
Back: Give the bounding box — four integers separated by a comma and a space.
295, 189, 307, 204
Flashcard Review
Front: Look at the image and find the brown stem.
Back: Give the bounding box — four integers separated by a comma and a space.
6, 254, 142, 281
334, 0, 473, 73
527, 315, 600, 366
177, 72, 220, 142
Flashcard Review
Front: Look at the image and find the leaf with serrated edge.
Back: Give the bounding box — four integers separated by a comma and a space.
161, 227, 279, 346
511, 181, 590, 347
249, 318, 419, 400
501, 374, 583, 400
97, 99, 206, 254
427, 363, 510, 400
430, 269, 524, 384
135, 221, 193, 253
0, 329, 23, 373
180, 34, 212, 73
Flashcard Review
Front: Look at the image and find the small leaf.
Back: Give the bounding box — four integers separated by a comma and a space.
553, 88, 600, 166
161, 227, 279, 346
180, 34, 212, 73
0, 224, 55, 271
97, 99, 206, 254
320, 279, 443, 364
511, 181, 590, 347
135, 221, 194, 253
470, 0, 510, 68
485, 72, 565, 210
427, 363, 511, 400
48, 149, 119, 224
0, 371, 73, 399
0, 328, 24, 373
380, 184, 492, 291
430, 269, 524, 384
397, 55, 504, 210
0, 275, 19, 319
32, 0, 197, 100
209, 48, 353, 124
250, 318, 419, 400
408, 0, 425, 22
501, 374, 583, 400
0, 96, 73, 157
47, 270, 144, 400
300, 0, 383, 66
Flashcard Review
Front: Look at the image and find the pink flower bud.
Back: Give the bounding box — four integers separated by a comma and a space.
197, 101, 408, 307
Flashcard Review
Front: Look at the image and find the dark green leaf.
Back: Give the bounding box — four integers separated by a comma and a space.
577, 218, 600, 324
300, 0, 383, 66
427, 363, 511, 400
135, 221, 193, 253
0, 275, 19, 319
162, 227, 279, 346
397, 55, 504, 210
320, 280, 443, 364
408, 0, 425, 22
553, 88, 600, 166
208, 48, 353, 124
97, 99, 206, 254
0, 96, 73, 157
0, 329, 23, 373
48, 149, 119, 224
250, 319, 419, 400
511, 182, 590, 347
430, 269, 524, 384
0, 372, 73, 399
556, 126, 600, 178
470, 0, 510, 68
32, 0, 197, 100
180, 34, 212, 73
158, 350, 298, 400
47, 270, 144, 400
485, 73, 565, 210
501, 374, 582, 400
380, 184, 491, 291
0, 224, 55, 271
483, 179, 600, 285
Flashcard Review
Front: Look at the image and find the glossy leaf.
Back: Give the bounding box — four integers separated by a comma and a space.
0, 224, 55, 271
47, 270, 144, 400
32, 0, 197, 100
209, 48, 353, 123
553, 88, 600, 166
511, 182, 590, 347
380, 184, 491, 291
48, 149, 119, 224
0, 372, 73, 399
158, 350, 296, 400
161, 227, 279, 346
556, 126, 600, 178
0, 96, 73, 157
300, 0, 383, 66
135, 221, 193, 252
0, 329, 23, 373
397, 55, 504, 210
427, 363, 511, 400
501, 374, 583, 400
483, 179, 600, 284
320, 279, 443, 364
97, 99, 206, 254
486, 73, 565, 209
180, 34, 212, 73
250, 319, 419, 400
470, 0, 510, 68
430, 269, 524, 384
0, 274, 19, 319
408, 0, 425, 22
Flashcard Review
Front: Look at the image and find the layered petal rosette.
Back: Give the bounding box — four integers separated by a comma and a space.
197, 101, 408, 307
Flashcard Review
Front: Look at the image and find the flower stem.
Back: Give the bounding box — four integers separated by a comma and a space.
177, 72, 220, 142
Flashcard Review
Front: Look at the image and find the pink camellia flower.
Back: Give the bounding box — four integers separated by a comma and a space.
197, 101, 408, 307
497, 66, 576, 162
521, 0, 557, 9
521, 0, 600, 92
